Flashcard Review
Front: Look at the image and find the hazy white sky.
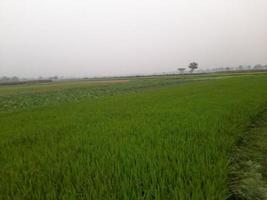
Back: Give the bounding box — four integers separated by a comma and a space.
0, 0, 267, 77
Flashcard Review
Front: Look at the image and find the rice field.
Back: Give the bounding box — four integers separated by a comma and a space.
0, 73, 267, 199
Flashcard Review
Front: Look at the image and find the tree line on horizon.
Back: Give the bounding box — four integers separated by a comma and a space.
178, 63, 267, 74
1, 63, 267, 83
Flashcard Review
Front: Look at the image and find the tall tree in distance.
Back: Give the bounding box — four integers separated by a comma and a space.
188, 62, 198, 73
178, 68, 186, 74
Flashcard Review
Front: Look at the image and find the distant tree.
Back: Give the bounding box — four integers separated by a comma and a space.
238, 65, 244, 71
11, 76, 19, 82
254, 64, 263, 70
188, 62, 198, 73
50, 76, 58, 80
0, 76, 9, 82
178, 68, 186, 74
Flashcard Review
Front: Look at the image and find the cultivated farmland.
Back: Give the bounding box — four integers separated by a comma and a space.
0, 73, 267, 199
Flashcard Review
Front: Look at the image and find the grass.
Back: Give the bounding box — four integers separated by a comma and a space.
229, 111, 267, 199
0, 73, 267, 199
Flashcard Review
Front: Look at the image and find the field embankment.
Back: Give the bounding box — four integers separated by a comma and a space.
229, 110, 267, 200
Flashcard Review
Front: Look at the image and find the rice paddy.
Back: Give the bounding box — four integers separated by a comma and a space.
0, 73, 267, 199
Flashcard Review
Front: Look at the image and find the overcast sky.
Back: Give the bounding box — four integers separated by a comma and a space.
0, 0, 267, 77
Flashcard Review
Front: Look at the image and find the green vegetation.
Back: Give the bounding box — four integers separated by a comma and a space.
0, 76, 193, 112
0, 73, 267, 199
229, 111, 267, 199
0, 73, 260, 113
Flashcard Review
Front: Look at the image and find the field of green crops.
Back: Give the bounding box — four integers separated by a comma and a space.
0, 73, 267, 199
